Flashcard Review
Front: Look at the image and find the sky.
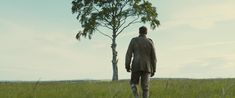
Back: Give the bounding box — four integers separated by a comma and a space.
0, 0, 235, 81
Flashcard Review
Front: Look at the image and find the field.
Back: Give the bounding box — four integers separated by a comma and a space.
0, 78, 235, 98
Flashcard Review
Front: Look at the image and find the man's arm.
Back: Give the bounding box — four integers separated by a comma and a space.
149, 39, 157, 76
125, 38, 134, 72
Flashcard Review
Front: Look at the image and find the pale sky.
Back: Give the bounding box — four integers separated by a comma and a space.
0, 0, 235, 81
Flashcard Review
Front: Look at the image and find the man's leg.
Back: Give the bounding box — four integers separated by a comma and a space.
141, 72, 150, 98
131, 83, 139, 98
130, 72, 141, 98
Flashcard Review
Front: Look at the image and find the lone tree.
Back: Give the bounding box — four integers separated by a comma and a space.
71, 0, 160, 81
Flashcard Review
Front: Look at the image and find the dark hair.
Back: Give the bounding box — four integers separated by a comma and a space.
139, 26, 147, 34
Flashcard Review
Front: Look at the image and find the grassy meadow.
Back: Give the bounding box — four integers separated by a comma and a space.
0, 78, 235, 98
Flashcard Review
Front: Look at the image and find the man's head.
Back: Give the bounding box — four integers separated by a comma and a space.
139, 26, 147, 35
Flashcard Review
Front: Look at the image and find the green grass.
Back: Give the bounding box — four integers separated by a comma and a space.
1, 78, 235, 98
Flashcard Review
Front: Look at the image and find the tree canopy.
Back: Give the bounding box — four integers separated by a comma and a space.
72, 0, 160, 40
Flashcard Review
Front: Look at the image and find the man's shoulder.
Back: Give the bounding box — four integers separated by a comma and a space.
148, 38, 153, 42
147, 38, 155, 44
131, 37, 138, 41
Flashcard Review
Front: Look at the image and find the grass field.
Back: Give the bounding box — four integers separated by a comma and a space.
1, 78, 235, 98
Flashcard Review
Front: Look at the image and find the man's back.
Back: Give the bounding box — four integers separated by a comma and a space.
125, 35, 156, 73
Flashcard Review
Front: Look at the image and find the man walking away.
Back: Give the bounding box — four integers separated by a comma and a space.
125, 26, 157, 98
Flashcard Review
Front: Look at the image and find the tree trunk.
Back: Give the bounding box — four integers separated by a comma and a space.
111, 33, 118, 81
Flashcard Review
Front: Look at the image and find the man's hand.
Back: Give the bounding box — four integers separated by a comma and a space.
126, 68, 131, 72
151, 72, 155, 77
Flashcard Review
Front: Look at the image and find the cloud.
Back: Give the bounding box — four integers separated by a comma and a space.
172, 41, 235, 51
160, 0, 235, 30
178, 55, 235, 78
0, 16, 129, 80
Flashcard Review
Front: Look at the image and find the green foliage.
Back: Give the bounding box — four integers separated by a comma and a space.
1, 79, 235, 98
71, 0, 160, 40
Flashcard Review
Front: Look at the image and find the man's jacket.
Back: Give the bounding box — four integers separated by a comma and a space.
125, 35, 157, 73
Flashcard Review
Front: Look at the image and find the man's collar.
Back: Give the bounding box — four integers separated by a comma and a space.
139, 34, 147, 38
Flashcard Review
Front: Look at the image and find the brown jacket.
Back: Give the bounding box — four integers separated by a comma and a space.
125, 35, 157, 73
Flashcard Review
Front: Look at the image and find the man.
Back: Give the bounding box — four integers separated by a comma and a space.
125, 26, 157, 98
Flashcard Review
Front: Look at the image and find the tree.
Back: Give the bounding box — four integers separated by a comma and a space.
71, 0, 160, 81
